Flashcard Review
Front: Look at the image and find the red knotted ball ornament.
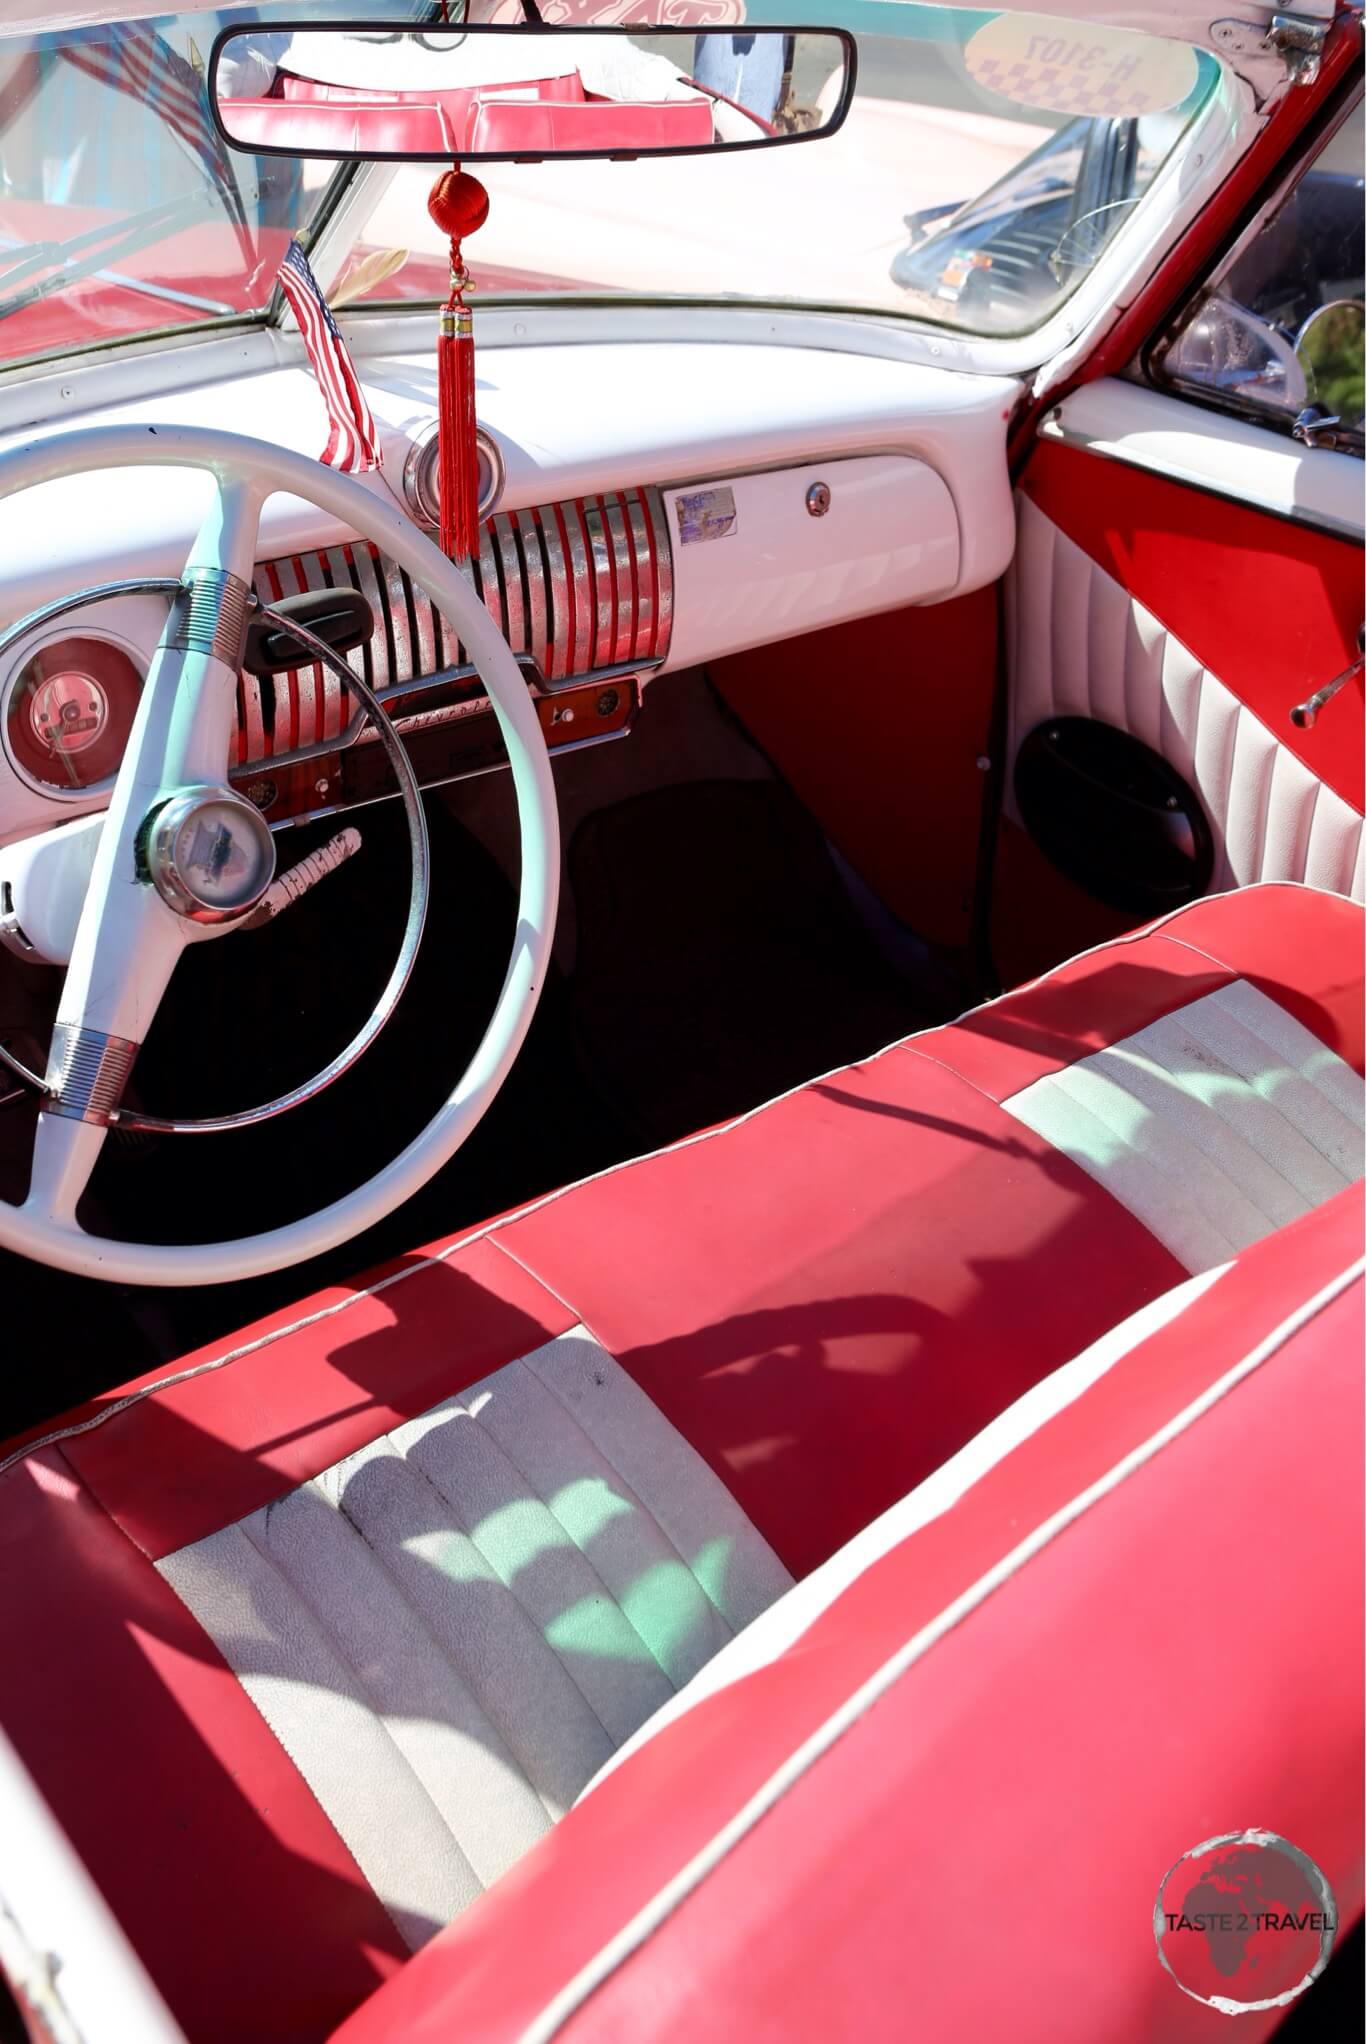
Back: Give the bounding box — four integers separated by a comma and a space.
428, 168, 490, 244
428, 167, 489, 563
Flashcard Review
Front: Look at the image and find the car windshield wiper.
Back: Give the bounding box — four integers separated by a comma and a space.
0, 189, 231, 324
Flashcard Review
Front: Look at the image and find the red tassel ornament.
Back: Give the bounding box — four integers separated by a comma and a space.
427, 167, 489, 562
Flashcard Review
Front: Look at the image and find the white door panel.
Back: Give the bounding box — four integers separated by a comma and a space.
1039, 382, 1365, 545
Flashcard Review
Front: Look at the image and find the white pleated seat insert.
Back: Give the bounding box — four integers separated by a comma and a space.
159, 1326, 792, 1952
1004, 980, 1365, 1273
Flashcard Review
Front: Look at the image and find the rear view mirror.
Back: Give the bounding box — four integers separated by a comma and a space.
210, 23, 856, 163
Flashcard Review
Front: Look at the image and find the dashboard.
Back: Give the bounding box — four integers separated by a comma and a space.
0, 331, 1017, 866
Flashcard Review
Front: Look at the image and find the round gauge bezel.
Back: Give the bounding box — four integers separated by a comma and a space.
402, 422, 505, 531
1, 620, 150, 803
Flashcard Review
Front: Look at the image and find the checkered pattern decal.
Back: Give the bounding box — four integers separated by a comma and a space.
964, 17, 1198, 119
969, 54, 1156, 117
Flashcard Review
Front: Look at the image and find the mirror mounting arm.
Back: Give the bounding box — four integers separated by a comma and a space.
1292, 403, 1342, 449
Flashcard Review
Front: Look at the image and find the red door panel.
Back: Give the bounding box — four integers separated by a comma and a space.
1020, 439, 1363, 810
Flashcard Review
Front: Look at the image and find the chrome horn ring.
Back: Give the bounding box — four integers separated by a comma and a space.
114, 602, 429, 1134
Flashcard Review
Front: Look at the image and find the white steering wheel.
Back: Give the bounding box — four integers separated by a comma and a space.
0, 424, 558, 1285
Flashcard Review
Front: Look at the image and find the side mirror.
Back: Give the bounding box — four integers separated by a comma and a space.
1294, 300, 1365, 435
210, 23, 856, 163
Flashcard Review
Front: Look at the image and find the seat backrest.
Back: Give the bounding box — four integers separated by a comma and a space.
331, 1181, 1364, 2044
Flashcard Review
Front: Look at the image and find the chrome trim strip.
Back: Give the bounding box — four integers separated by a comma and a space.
167, 568, 251, 669
453, 553, 481, 666
493, 513, 526, 659
0, 578, 181, 673
269, 555, 318, 749
381, 554, 415, 704
582, 499, 614, 671
269, 555, 304, 601
647, 487, 674, 656
604, 496, 635, 666
310, 547, 348, 741
242, 485, 674, 765
323, 544, 372, 694
624, 493, 656, 656
407, 567, 439, 690
348, 544, 390, 699
539, 510, 570, 683
515, 509, 550, 678
562, 503, 593, 678
237, 672, 267, 763
44, 1022, 139, 1127
252, 558, 287, 756
476, 522, 503, 652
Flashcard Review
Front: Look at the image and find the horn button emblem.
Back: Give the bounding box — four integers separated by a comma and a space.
145, 786, 277, 924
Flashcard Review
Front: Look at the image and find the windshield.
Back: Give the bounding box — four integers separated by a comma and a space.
0, 1, 357, 368
0, 2, 1218, 372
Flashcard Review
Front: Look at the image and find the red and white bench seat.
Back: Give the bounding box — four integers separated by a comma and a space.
335, 1181, 1364, 2044
0, 883, 1359, 2043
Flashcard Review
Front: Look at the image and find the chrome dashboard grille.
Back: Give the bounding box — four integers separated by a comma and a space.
238, 484, 671, 766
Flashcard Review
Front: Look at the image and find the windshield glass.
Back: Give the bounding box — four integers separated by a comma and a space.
342, 3, 1217, 334
0, 2, 1218, 372
0, 1, 356, 368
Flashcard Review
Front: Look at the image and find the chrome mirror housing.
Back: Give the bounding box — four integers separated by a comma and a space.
1294, 299, 1366, 438
211, 23, 856, 164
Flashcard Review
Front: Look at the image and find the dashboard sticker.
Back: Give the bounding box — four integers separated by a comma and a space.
964, 15, 1198, 119
677, 486, 737, 545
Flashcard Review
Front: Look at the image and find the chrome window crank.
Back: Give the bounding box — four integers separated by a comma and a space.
1290, 630, 1364, 730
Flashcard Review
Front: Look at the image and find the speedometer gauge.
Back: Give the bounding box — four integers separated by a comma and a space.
30, 668, 108, 755
5, 635, 142, 791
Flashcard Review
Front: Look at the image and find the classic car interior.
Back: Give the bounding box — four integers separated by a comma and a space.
0, 5, 1361, 2042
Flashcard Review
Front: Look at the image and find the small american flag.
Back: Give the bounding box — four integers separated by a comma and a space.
278, 240, 380, 474
61, 23, 254, 269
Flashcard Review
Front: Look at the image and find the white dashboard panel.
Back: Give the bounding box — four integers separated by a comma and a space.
0, 332, 1018, 845
663, 455, 958, 673
0, 335, 1016, 621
